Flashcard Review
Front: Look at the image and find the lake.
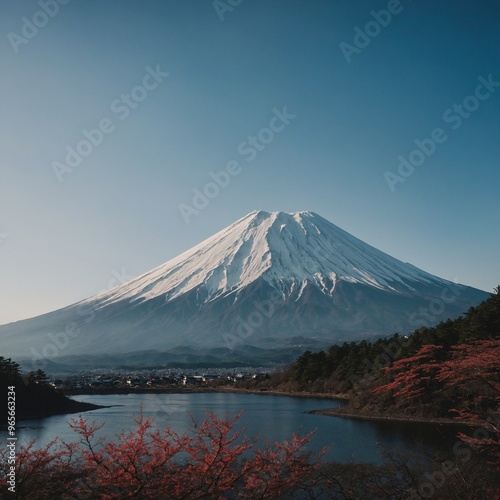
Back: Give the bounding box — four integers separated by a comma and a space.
6, 392, 463, 463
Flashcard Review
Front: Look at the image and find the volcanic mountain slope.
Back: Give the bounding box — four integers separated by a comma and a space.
0, 211, 489, 361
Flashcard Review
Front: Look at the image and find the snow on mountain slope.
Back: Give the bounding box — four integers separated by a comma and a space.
83, 210, 449, 309
0, 210, 489, 361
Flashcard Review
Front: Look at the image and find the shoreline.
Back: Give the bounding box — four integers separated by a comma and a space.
9, 388, 473, 429
308, 407, 474, 427
19, 401, 106, 421
1, 400, 105, 429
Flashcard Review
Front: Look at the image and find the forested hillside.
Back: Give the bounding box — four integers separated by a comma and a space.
244, 287, 500, 420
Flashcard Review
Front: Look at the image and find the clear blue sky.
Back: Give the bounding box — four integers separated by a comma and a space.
1, 0, 499, 325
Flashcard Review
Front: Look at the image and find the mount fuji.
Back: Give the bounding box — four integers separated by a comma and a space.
0, 211, 488, 367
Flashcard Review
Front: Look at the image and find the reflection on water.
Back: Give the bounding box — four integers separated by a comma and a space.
2, 393, 464, 464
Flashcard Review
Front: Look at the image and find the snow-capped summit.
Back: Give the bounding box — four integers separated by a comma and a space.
0, 211, 488, 361
85, 210, 448, 309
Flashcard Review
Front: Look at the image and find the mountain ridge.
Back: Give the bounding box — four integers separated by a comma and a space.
0, 211, 489, 363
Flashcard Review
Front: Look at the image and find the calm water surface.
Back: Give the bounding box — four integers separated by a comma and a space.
5, 393, 462, 463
